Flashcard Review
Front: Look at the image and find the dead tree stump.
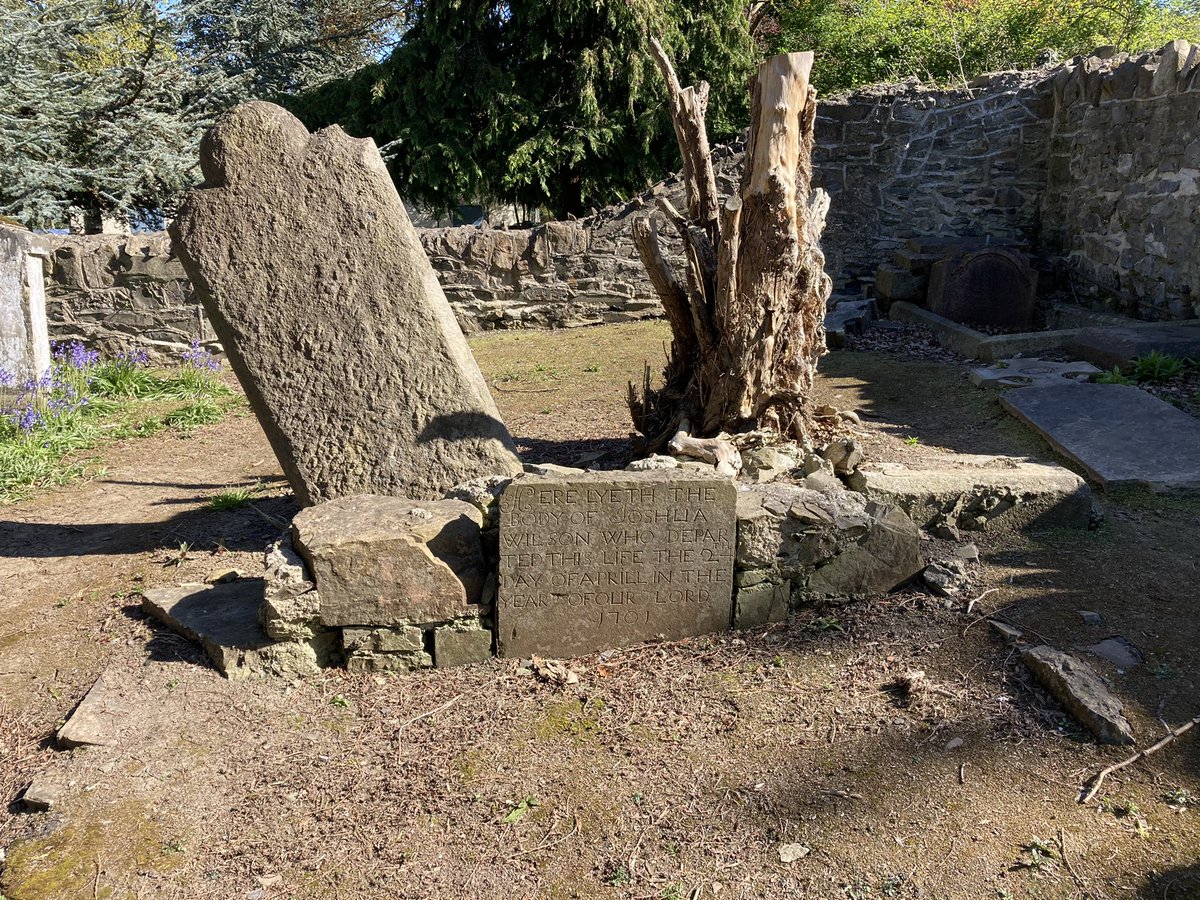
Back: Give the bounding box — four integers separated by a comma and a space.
629, 42, 832, 450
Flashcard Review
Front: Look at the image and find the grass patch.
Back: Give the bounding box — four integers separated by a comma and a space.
0, 340, 232, 503
208, 483, 265, 511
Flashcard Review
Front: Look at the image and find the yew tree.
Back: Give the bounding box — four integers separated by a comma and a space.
629, 42, 832, 453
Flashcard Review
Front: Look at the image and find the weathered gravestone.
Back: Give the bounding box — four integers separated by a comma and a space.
927, 247, 1037, 330
0, 224, 50, 386
496, 473, 737, 659
170, 102, 523, 506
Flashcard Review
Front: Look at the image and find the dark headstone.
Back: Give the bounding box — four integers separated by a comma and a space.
496, 473, 737, 658
170, 102, 523, 506
927, 247, 1038, 329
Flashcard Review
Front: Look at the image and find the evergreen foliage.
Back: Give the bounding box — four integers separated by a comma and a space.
290, 0, 755, 218
0, 0, 392, 229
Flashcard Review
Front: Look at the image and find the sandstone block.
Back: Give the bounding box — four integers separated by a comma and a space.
342, 625, 424, 654
260, 537, 323, 641
734, 581, 790, 629
1021, 645, 1134, 745
169, 102, 522, 506
292, 495, 486, 627
434, 621, 494, 667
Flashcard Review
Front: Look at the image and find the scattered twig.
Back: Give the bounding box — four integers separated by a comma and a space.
958, 763, 967, 785
510, 814, 579, 859
247, 503, 290, 530
965, 587, 1000, 615
1079, 712, 1200, 803
490, 385, 557, 394
394, 694, 462, 736
1056, 828, 1086, 890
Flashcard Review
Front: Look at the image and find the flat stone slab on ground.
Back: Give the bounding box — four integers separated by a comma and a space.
57, 673, 131, 748
969, 357, 1101, 390
1068, 322, 1200, 371
170, 101, 522, 506
142, 580, 295, 679
496, 473, 737, 659
846, 454, 1094, 530
1002, 382, 1200, 490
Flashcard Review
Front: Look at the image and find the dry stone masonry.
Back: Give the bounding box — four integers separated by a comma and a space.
0, 223, 50, 385
169, 101, 523, 505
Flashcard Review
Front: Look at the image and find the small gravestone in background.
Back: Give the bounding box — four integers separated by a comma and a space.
0, 224, 50, 386
927, 247, 1037, 330
170, 102, 523, 506
496, 473, 737, 659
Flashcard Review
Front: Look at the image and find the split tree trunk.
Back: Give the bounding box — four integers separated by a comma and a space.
629, 42, 832, 450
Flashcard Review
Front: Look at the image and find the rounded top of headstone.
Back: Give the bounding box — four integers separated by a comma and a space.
199, 101, 310, 188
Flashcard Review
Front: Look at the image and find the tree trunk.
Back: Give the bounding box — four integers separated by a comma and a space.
629, 42, 832, 450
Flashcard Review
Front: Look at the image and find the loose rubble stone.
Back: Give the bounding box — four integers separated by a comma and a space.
1077, 610, 1102, 626
736, 484, 923, 601
57, 673, 129, 749
1021, 645, 1134, 745
496, 473, 737, 658
820, 437, 864, 476
955, 543, 980, 561
22, 780, 60, 811
169, 101, 522, 505
1087, 636, 1143, 670
445, 475, 512, 528
260, 537, 323, 641
989, 620, 1024, 643
434, 621, 494, 667
846, 455, 1095, 531
922, 560, 968, 597
293, 495, 486, 627
625, 454, 680, 472
740, 447, 799, 484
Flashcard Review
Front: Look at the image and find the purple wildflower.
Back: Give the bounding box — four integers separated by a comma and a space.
0, 368, 14, 389
180, 339, 221, 371
52, 340, 99, 369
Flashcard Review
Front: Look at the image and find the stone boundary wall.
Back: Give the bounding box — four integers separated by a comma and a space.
28, 42, 1200, 353
41, 232, 212, 358
1040, 40, 1200, 320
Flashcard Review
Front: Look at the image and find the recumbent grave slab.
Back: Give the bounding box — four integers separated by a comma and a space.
170, 101, 522, 506
497, 473, 737, 659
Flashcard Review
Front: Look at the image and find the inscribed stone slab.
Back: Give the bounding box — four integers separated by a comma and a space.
496, 473, 737, 659
1002, 382, 1200, 490
169, 102, 522, 506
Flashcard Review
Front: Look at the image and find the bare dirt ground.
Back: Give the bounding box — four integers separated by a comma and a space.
1, 322, 1198, 899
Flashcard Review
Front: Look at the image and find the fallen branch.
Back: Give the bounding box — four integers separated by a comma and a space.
394, 693, 462, 736
668, 425, 742, 475
1079, 712, 1200, 803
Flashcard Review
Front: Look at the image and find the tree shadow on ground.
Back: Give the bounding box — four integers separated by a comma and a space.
0, 493, 297, 558
512, 435, 633, 469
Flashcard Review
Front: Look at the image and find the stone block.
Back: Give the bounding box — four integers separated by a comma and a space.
434, 621, 494, 667
1021, 645, 1133, 744
57, 674, 129, 749
342, 625, 424, 653
734, 581, 790, 629
846, 455, 1094, 530
345, 650, 432, 673
260, 537, 322, 641
873, 264, 926, 303
496, 473, 737, 659
169, 102, 522, 506
293, 495, 487, 627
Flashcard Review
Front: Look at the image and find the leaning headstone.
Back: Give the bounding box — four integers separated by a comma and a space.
169, 102, 523, 506
0, 223, 50, 386
496, 473, 737, 658
927, 247, 1037, 330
